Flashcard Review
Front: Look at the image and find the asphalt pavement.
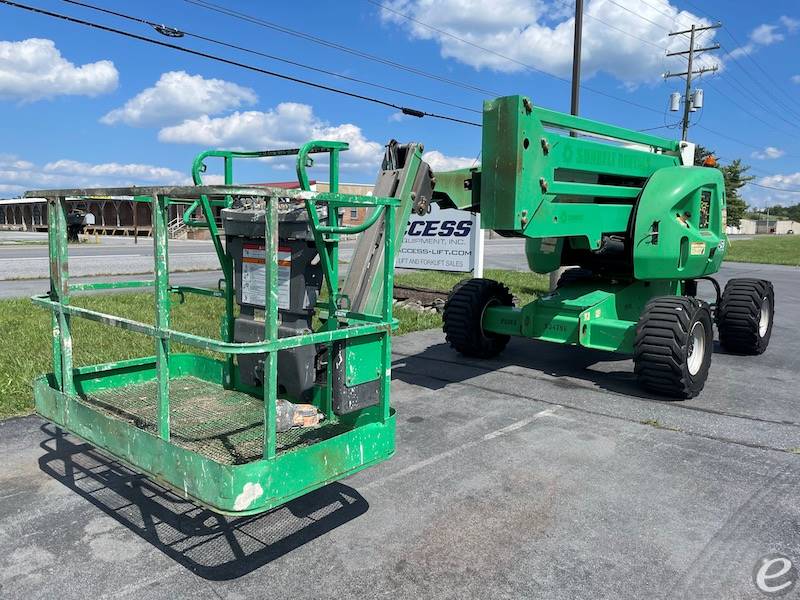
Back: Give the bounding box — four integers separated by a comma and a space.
0, 233, 220, 283
0, 233, 528, 298
0, 233, 799, 599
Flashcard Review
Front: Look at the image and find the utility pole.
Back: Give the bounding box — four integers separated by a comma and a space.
551, 0, 583, 291
664, 22, 721, 140
570, 0, 583, 119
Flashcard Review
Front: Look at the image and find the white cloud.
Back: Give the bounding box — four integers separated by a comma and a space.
746, 171, 800, 208
758, 172, 800, 189
0, 38, 118, 102
750, 24, 783, 46
0, 183, 25, 195
751, 146, 785, 160
101, 71, 256, 127
0, 154, 187, 194
422, 150, 476, 171
158, 102, 383, 170
0, 155, 34, 170
792, 75, 800, 84
780, 16, 800, 33
377, 0, 718, 85
43, 159, 186, 182
730, 17, 798, 57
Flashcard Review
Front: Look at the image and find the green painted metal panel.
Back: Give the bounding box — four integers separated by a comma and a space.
431, 167, 480, 210
344, 333, 383, 387
535, 106, 681, 151
525, 237, 563, 273
33, 369, 395, 516
480, 96, 546, 230
633, 166, 727, 280
483, 278, 679, 354
544, 133, 678, 179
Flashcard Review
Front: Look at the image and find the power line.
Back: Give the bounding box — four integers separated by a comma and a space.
722, 29, 800, 117
59, 0, 480, 116
637, 0, 695, 31
639, 122, 681, 132
718, 45, 800, 123
749, 182, 800, 194
693, 124, 797, 157
183, 0, 500, 97
672, 40, 800, 140
605, 0, 675, 33
0, 0, 481, 127
672, 0, 800, 121
702, 78, 800, 136
362, 0, 665, 116
550, 0, 669, 51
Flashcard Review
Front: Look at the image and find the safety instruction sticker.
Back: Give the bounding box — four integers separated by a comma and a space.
690, 242, 707, 256
540, 237, 558, 254
241, 243, 291, 309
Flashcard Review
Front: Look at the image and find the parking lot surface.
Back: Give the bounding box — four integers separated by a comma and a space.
0, 261, 798, 599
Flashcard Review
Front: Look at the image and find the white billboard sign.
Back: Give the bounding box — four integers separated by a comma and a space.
395, 204, 483, 274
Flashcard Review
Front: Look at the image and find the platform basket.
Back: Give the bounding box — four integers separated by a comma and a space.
28, 165, 399, 515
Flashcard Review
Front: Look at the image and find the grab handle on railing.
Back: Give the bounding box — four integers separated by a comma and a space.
296, 140, 349, 193
305, 199, 384, 235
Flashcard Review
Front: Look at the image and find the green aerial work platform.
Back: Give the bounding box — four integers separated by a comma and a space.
28, 96, 775, 516
27, 142, 423, 515
432, 96, 774, 399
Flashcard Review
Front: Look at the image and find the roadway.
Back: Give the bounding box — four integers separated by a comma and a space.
0, 233, 527, 298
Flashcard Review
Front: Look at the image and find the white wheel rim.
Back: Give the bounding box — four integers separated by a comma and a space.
759, 297, 770, 337
687, 321, 706, 376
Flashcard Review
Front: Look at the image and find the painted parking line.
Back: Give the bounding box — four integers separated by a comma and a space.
361, 407, 562, 491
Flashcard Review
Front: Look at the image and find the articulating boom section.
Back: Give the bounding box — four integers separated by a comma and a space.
433, 95, 727, 281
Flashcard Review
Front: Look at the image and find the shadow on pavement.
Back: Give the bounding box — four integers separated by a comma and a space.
37, 423, 368, 580
392, 339, 685, 402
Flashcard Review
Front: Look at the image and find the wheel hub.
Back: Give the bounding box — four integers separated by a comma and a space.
687, 321, 706, 376
759, 297, 771, 337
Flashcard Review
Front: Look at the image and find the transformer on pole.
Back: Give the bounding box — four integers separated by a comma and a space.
663, 22, 721, 140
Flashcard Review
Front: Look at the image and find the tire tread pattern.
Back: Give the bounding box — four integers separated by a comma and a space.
443, 278, 513, 358
634, 296, 712, 399
717, 278, 773, 355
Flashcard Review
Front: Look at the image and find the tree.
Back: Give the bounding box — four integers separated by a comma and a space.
693, 144, 716, 166
719, 159, 753, 228
691, 145, 751, 228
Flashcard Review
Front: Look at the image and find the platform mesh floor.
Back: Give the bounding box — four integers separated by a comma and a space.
79, 376, 349, 465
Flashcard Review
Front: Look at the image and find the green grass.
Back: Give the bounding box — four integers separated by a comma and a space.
0, 293, 225, 419
396, 268, 549, 306
725, 235, 800, 267
0, 240, 49, 246
0, 269, 548, 419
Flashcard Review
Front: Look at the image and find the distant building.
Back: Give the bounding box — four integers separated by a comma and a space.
726, 219, 798, 235
0, 180, 375, 238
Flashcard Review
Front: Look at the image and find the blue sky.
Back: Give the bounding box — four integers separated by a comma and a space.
1, 0, 799, 207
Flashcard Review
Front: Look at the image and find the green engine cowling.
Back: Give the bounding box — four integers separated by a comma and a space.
631, 165, 726, 280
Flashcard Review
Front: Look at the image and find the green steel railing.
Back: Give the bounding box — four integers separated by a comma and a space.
30, 183, 398, 461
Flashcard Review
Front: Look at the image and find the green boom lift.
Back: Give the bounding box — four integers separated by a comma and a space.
28, 95, 773, 516
430, 95, 774, 398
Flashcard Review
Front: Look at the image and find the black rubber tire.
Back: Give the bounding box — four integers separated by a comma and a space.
633, 296, 714, 399
717, 278, 774, 354
556, 267, 594, 287
443, 278, 513, 358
